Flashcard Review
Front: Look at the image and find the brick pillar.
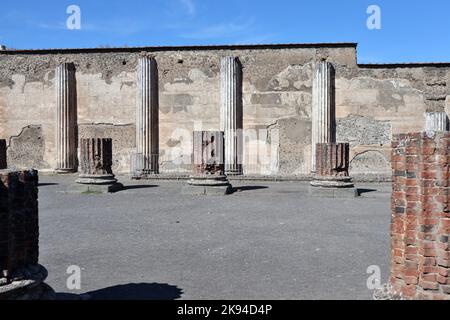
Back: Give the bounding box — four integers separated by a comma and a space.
391, 132, 450, 300
0, 170, 39, 278
310, 143, 354, 188
193, 131, 225, 176
183, 131, 232, 195
0, 140, 6, 169
74, 138, 123, 193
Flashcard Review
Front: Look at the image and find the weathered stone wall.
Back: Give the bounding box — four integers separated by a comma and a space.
0, 44, 449, 178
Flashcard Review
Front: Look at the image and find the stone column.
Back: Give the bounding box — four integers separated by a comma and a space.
311, 61, 336, 173
0, 170, 52, 300
425, 112, 449, 131
384, 132, 450, 300
74, 138, 123, 193
56, 63, 77, 173
220, 56, 243, 176
0, 140, 6, 169
183, 131, 232, 195
136, 56, 159, 176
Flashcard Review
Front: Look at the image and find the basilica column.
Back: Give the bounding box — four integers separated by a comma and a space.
56, 63, 77, 173
311, 61, 336, 173
135, 56, 159, 175
220, 56, 243, 175
424, 112, 449, 131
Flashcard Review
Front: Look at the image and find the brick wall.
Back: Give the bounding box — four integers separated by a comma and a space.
391, 132, 450, 299
0, 170, 39, 279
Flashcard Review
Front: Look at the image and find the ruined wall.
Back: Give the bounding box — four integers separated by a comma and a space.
336, 64, 450, 180
0, 44, 449, 178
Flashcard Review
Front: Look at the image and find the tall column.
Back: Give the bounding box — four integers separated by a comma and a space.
136, 56, 159, 175
425, 112, 449, 131
56, 63, 77, 173
311, 61, 336, 173
220, 56, 243, 175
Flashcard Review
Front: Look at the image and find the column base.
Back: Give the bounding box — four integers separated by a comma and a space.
308, 186, 359, 198
0, 264, 55, 300
309, 176, 358, 198
131, 170, 159, 180
182, 175, 233, 195
55, 168, 76, 174
310, 175, 354, 188
68, 174, 124, 193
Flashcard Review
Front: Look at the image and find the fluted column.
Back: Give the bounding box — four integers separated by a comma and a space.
220, 56, 243, 175
56, 63, 77, 173
136, 56, 159, 174
311, 61, 336, 173
424, 112, 449, 131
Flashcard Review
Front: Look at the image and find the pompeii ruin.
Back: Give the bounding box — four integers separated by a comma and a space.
1, 42, 450, 299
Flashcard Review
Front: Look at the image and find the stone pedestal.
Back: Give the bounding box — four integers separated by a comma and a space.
69, 138, 123, 193
0, 140, 6, 169
385, 132, 450, 300
311, 61, 336, 173
0, 170, 54, 300
135, 56, 159, 177
309, 143, 357, 198
182, 131, 232, 195
55, 63, 77, 173
220, 56, 243, 176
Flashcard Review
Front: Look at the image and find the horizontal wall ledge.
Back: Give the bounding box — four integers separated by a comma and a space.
0, 42, 358, 55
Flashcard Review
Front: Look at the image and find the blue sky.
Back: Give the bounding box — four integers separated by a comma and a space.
0, 0, 449, 63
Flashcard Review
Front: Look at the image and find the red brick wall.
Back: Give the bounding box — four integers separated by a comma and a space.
391, 132, 450, 300
0, 170, 39, 279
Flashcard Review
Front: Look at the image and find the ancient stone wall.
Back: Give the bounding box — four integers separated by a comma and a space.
390, 132, 450, 299
0, 44, 449, 179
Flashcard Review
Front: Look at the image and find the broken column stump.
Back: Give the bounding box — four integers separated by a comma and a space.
386, 132, 450, 300
69, 138, 123, 193
0, 140, 6, 169
309, 143, 358, 198
182, 131, 232, 195
0, 169, 53, 300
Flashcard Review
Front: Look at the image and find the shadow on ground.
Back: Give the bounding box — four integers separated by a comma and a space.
357, 188, 377, 196
38, 183, 59, 187
54, 282, 183, 300
123, 185, 159, 190
233, 186, 268, 193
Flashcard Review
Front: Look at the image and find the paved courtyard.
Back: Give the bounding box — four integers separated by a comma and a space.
38, 174, 391, 300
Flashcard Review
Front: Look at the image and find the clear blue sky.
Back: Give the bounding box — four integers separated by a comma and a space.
1, 0, 449, 63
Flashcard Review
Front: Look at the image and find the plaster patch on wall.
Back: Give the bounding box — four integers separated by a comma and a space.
337, 77, 425, 113
270, 117, 311, 175
8, 125, 46, 169
349, 150, 391, 176
267, 63, 314, 92
336, 115, 391, 146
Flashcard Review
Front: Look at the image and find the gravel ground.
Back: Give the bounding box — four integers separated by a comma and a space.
37, 174, 392, 300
